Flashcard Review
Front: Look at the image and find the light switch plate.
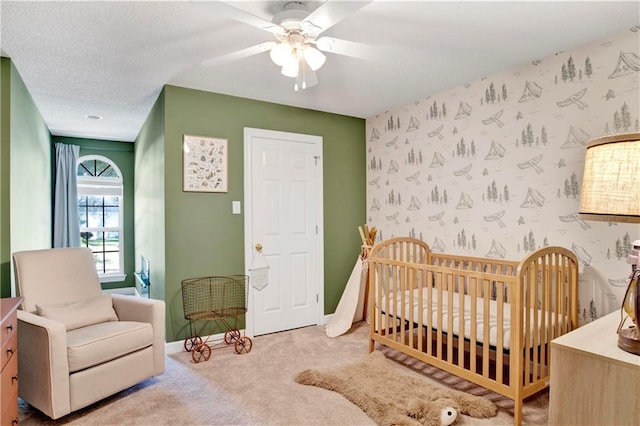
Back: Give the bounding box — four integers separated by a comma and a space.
232, 201, 241, 215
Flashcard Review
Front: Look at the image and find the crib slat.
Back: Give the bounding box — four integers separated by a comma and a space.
470, 276, 477, 374
532, 258, 540, 383
447, 272, 454, 363
482, 278, 490, 378
457, 274, 465, 369
417, 268, 424, 352
496, 280, 504, 385
436, 271, 443, 360
524, 260, 533, 385
426, 269, 434, 357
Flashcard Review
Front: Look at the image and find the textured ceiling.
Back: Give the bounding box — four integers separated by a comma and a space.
1, 1, 639, 142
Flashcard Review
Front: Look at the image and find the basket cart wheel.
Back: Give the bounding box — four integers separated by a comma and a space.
191, 342, 212, 363
183, 335, 203, 352
224, 329, 241, 345
234, 336, 253, 354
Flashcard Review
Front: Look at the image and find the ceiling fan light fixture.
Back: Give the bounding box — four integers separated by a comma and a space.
272, 1, 309, 31
281, 55, 300, 77
303, 45, 326, 71
270, 42, 294, 66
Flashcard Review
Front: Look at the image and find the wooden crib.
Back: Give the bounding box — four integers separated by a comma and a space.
367, 237, 579, 425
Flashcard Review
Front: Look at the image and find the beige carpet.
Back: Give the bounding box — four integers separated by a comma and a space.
18, 321, 548, 425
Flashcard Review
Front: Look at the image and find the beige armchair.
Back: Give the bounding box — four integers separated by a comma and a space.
13, 247, 165, 420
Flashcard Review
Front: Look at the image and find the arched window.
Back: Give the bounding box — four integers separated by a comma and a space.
77, 155, 125, 282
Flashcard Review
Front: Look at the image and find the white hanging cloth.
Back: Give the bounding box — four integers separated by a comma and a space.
249, 251, 270, 290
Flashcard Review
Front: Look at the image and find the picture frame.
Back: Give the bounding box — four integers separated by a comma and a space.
182, 134, 228, 193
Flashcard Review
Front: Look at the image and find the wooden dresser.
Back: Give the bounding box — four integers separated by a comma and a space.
1, 297, 22, 426
549, 311, 640, 425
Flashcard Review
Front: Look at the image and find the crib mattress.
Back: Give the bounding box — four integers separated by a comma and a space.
380, 288, 558, 349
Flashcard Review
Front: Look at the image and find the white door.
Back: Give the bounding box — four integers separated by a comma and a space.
244, 128, 323, 336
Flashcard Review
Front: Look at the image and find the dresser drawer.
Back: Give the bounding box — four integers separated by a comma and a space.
1, 390, 19, 426
1, 332, 17, 372
1, 310, 17, 349
1, 352, 18, 424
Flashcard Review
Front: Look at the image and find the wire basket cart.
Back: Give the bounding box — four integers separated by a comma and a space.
181, 275, 253, 363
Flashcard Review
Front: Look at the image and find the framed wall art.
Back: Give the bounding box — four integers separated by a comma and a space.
183, 134, 228, 193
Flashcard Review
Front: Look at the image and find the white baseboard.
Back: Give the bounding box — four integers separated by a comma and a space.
320, 314, 333, 326
165, 317, 337, 354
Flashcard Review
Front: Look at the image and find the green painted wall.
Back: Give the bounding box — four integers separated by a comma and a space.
0, 58, 10, 297
134, 90, 166, 306
53, 136, 135, 290
158, 85, 365, 343
0, 58, 51, 297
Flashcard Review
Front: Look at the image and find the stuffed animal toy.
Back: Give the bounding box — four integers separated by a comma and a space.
295, 351, 497, 426
406, 397, 457, 426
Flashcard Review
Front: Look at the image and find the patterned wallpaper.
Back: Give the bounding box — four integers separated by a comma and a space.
366, 29, 640, 323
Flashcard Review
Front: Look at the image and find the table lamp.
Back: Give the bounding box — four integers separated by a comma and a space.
579, 132, 640, 355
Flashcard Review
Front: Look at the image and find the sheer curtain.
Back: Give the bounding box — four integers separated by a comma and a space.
53, 143, 81, 247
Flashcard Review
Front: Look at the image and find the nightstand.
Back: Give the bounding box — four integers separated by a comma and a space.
549, 311, 640, 425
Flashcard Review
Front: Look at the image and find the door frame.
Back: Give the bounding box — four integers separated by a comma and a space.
243, 127, 324, 337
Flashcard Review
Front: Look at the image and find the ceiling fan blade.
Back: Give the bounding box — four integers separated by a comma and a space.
302, 1, 371, 35
207, 1, 284, 35
202, 42, 275, 67
315, 37, 383, 61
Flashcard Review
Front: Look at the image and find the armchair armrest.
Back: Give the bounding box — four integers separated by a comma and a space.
112, 294, 165, 375
17, 310, 71, 419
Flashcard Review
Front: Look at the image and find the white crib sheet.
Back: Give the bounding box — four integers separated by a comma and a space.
380, 288, 560, 349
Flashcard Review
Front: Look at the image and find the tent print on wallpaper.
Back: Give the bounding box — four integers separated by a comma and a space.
407, 196, 422, 210
486, 240, 507, 258
518, 80, 543, 102
485, 141, 506, 160
430, 152, 445, 167
456, 193, 474, 209
432, 237, 446, 252
609, 51, 640, 79
521, 188, 545, 208
407, 116, 420, 131
370, 198, 381, 211
455, 101, 472, 119
370, 128, 380, 141
561, 126, 590, 148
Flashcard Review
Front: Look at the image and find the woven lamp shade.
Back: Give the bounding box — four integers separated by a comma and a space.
579, 132, 640, 223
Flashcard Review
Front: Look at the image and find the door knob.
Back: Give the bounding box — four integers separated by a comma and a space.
255, 243, 263, 252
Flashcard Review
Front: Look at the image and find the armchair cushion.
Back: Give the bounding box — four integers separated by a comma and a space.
66, 321, 153, 373
36, 293, 118, 331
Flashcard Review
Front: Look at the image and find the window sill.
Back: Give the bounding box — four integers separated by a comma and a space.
99, 273, 127, 283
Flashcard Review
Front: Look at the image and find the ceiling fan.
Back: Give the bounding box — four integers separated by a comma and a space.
202, 1, 374, 91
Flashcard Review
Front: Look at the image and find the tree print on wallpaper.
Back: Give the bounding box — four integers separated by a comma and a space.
366, 29, 640, 324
